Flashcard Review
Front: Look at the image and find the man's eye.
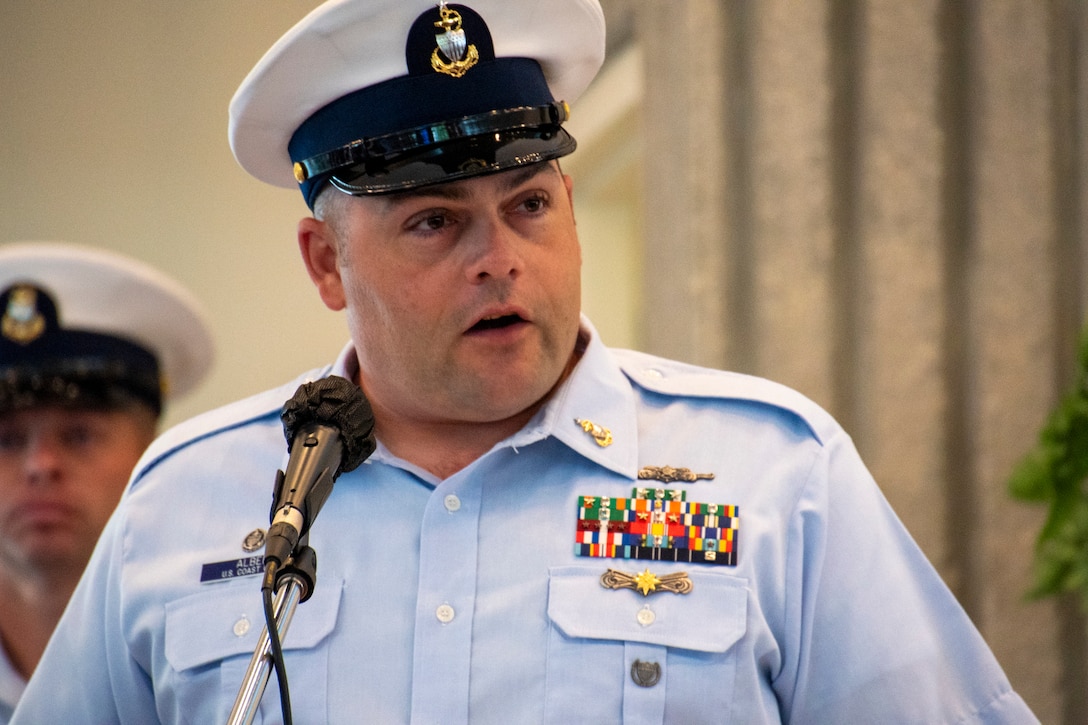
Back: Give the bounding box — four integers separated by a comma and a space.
519, 194, 548, 213
408, 211, 450, 233
0, 429, 26, 452
59, 424, 97, 448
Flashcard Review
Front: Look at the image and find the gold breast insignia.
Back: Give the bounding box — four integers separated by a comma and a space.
638, 465, 714, 483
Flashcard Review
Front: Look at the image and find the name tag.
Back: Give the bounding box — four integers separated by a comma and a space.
200, 555, 264, 583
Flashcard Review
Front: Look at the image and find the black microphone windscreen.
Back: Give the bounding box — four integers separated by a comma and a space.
280, 376, 376, 475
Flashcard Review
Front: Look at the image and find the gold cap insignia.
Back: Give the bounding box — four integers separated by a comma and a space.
432, 2, 479, 78
2, 286, 46, 345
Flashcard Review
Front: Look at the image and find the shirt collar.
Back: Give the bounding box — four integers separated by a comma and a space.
0, 642, 25, 711
506, 316, 638, 478
331, 340, 359, 380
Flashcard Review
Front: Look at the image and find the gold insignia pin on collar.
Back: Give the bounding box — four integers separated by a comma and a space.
638, 465, 714, 483
432, 2, 479, 78
600, 567, 693, 596
576, 418, 613, 447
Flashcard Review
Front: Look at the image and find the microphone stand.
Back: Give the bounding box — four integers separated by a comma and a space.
225, 375, 375, 724
226, 544, 317, 725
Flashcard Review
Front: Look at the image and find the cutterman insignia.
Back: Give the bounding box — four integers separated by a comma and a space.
600, 567, 693, 596
575, 488, 739, 566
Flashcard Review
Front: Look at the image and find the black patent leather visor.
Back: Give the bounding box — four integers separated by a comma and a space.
294, 103, 576, 196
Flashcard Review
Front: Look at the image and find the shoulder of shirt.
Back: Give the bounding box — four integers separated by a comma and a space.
129, 364, 336, 487
609, 348, 840, 446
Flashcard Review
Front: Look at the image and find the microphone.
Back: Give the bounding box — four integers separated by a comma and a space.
263, 375, 376, 572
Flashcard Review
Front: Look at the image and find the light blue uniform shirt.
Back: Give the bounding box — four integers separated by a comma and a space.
13, 321, 1036, 723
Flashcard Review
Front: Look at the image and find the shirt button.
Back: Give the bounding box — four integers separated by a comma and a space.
636, 606, 656, 627
436, 604, 456, 623
233, 616, 251, 637
444, 494, 461, 513
643, 368, 664, 379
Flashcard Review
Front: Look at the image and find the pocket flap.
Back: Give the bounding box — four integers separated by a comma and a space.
165, 577, 343, 672
547, 566, 747, 653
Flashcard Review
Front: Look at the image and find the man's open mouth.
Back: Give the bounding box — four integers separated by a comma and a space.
469, 314, 524, 332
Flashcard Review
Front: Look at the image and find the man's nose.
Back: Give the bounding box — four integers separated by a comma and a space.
21, 433, 63, 486
465, 217, 524, 282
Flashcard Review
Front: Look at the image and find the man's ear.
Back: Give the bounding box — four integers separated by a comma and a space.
298, 216, 347, 311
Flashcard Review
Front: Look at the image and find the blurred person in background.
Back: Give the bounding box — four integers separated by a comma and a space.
0, 242, 213, 722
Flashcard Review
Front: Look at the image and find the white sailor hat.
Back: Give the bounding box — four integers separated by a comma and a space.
0, 242, 214, 416
229, 0, 606, 208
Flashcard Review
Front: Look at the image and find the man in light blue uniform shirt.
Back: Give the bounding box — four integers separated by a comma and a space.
14, 0, 1037, 722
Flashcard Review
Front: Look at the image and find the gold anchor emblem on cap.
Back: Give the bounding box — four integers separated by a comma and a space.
2, 286, 46, 345
431, 2, 479, 78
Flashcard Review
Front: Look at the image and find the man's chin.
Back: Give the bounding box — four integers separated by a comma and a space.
5, 532, 89, 572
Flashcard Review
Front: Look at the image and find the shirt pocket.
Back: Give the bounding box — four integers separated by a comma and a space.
545, 565, 747, 725
163, 577, 343, 724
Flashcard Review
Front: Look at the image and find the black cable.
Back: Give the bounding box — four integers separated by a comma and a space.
262, 564, 293, 725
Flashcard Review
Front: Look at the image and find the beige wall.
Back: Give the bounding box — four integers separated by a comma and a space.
2, 2, 333, 428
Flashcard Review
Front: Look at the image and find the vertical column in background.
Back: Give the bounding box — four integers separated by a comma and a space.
637, 0, 729, 369
1049, 0, 1088, 721
852, 0, 951, 626
972, 2, 1066, 720
747, 0, 838, 411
